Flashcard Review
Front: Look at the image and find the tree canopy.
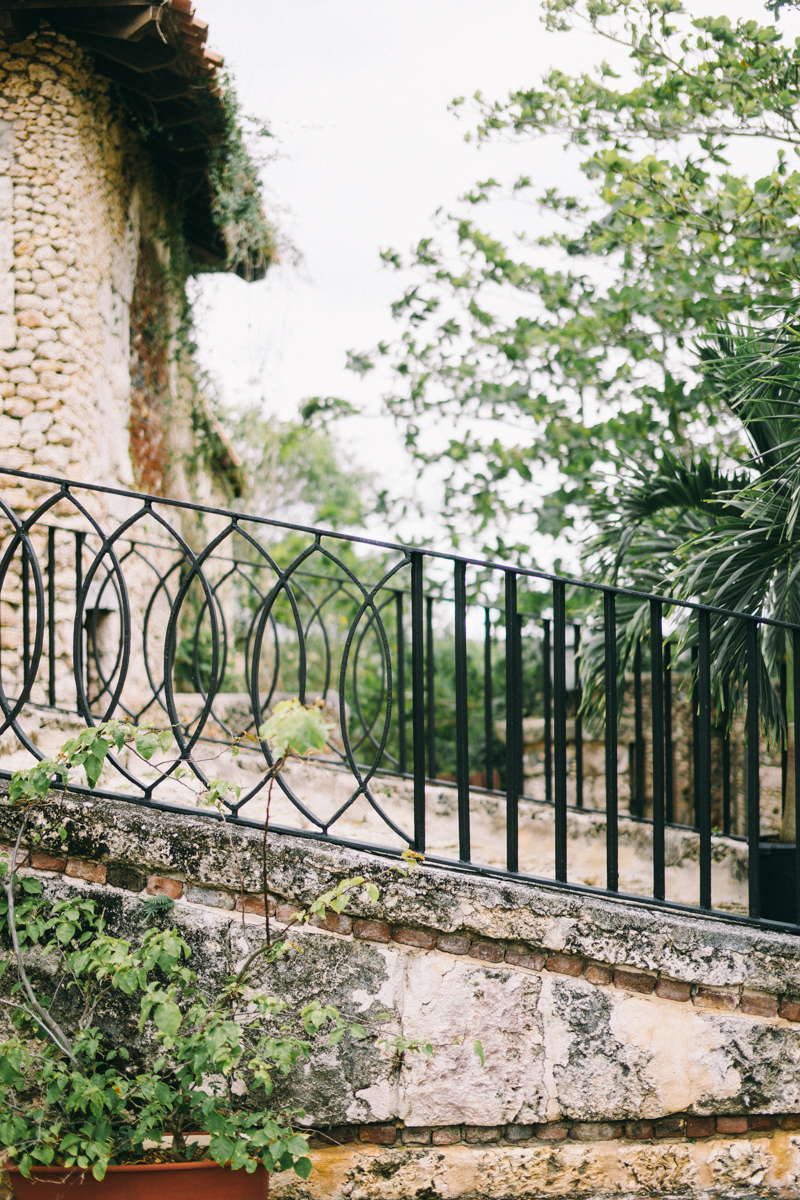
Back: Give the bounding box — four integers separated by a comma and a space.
355, 0, 800, 553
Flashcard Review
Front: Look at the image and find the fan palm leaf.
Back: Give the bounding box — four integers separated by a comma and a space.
580, 311, 800, 838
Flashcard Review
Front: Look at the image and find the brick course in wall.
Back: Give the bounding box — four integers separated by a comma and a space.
6, 836, 800, 1025
306, 1114, 800, 1147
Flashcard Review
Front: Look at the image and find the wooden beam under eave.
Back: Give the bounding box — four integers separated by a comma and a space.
0, 1, 151, 9
56, 6, 161, 41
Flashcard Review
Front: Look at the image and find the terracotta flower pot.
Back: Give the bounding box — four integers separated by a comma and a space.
6, 1161, 269, 1200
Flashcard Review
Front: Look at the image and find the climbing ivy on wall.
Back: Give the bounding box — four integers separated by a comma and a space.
206, 73, 279, 280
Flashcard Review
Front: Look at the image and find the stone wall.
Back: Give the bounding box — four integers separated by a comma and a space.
3, 786, 800, 1196
0, 24, 239, 508
0, 24, 249, 710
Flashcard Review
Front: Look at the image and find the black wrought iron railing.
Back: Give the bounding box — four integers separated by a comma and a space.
0, 466, 798, 931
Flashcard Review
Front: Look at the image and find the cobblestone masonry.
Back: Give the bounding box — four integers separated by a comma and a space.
0, 25, 254, 720
1, 27, 146, 490
0, 25, 240, 517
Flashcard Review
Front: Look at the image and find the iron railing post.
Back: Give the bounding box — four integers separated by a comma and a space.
454, 560, 470, 862
426, 595, 436, 781
698, 609, 712, 910
650, 600, 665, 901
505, 571, 520, 873
633, 639, 644, 819
543, 617, 552, 805
410, 552, 426, 853
794, 627, 800, 927
664, 639, 674, 824
747, 619, 760, 919
395, 590, 407, 774
604, 590, 618, 892
47, 525, 56, 707
484, 606, 493, 790
553, 581, 567, 882
722, 677, 731, 836
574, 622, 583, 809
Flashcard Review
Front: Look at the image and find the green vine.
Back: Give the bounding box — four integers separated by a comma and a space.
206, 72, 279, 280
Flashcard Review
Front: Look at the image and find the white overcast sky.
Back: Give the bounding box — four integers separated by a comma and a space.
193, 0, 797, 558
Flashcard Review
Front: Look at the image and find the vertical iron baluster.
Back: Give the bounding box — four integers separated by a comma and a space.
722, 677, 731, 836
543, 618, 552, 804
22, 539, 30, 690
698, 610, 712, 910
574, 623, 583, 809
454, 560, 471, 862
505, 571, 520, 872
793, 627, 800, 927
691, 644, 699, 829
410, 553, 426, 853
604, 591, 619, 892
426, 595, 436, 781
74, 531, 84, 703
395, 590, 407, 774
664, 640, 674, 824
553, 581, 567, 882
516, 616, 524, 805
47, 526, 56, 707
746, 619, 760, 919
484, 606, 494, 790
633, 640, 644, 819
781, 657, 788, 816
650, 600, 665, 902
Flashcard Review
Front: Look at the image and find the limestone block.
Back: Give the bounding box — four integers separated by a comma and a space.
0, 200, 12, 272
0, 314, 13, 350
20, 410, 52, 434
0, 414, 19, 446
0, 118, 13, 163
386, 953, 547, 1127
31, 326, 57, 344
46, 422, 72, 444
17, 309, 47, 326
35, 443, 70, 470
8, 366, 34, 383
0, 349, 33, 368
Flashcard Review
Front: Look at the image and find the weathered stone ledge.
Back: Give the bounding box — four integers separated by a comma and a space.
6, 842, 800, 1024
2, 787, 800, 1019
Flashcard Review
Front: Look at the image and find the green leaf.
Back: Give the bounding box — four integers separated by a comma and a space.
153, 1001, 182, 1038
209, 1134, 236, 1166
286, 1135, 310, 1155
293, 1157, 313, 1180
135, 730, 159, 761
349, 1023, 366, 1040
473, 1039, 485, 1067
21, 878, 42, 894
157, 729, 174, 753
258, 699, 332, 758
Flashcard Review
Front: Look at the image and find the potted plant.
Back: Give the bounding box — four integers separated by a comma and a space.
0, 705, 427, 1198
